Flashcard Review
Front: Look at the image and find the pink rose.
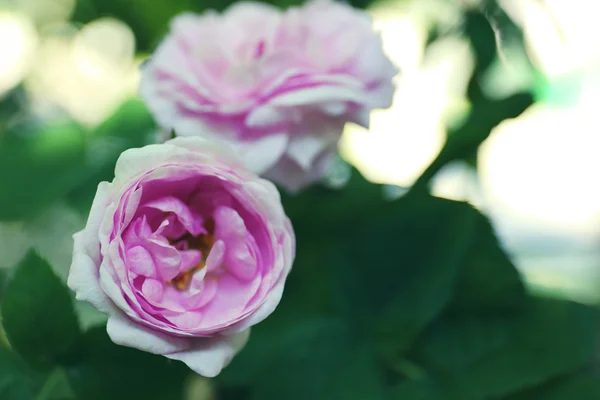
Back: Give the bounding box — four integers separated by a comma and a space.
68, 137, 295, 377
139, 0, 397, 192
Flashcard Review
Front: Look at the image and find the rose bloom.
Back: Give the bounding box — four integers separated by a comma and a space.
68, 137, 295, 377
139, 0, 397, 192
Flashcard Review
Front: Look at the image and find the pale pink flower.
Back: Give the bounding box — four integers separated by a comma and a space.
68, 137, 295, 377
139, 0, 397, 192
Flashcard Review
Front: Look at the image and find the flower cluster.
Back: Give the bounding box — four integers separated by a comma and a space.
69, 0, 395, 377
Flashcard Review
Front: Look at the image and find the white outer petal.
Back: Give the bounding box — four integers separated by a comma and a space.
165, 330, 251, 377
230, 134, 289, 175
171, 117, 290, 175
68, 182, 114, 314
269, 85, 369, 107
106, 313, 190, 354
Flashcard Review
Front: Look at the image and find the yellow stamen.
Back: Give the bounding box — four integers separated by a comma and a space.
168, 218, 216, 291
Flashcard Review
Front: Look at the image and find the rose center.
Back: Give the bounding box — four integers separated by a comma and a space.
168, 219, 215, 290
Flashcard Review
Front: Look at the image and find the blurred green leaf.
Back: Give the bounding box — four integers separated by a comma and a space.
0, 122, 87, 221
465, 10, 497, 79
0, 347, 40, 400
246, 318, 385, 400
409, 7, 534, 193
338, 194, 525, 354
65, 326, 189, 400
1, 251, 81, 368
280, 168, 385, 234
0, 349, 75, 400
502, 371, 600, 400
390, 379, 448, 400
340, 196, 473, 351
72, 0, 197, 52
0, 269, 7, 301
410, 297, 600, 399
411, 91, 533, 192
448, 215, 525, 312
66, 99, 156, 215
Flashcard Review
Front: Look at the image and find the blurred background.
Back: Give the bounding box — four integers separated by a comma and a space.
0, 1, 599, 396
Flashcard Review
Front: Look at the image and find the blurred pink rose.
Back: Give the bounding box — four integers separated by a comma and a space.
68, 137, 295, 377
139, 0, 397, 192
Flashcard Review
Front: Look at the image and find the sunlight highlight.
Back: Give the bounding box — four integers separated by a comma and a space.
0, 12, 37, 96
25, 18, 139, 127
340, 4, 473, 187
478, 99, 600, 235
513, 0, 600, 77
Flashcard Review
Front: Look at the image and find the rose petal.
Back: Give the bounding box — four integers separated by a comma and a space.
165, 330, 250, 377
68, 233, 113, 314
107, 313, 189, 354
206, 239, 226, 273
126, 245, 157, 278
144, 196, 205, 236
213, 207, 257, 281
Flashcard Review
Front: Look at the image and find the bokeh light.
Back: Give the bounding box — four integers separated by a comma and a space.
502, 0, 600, 77
479, 100, 600, 236
340, 1, 473, 187
25, 18, 139, 127
5, 0, 75, 27
0, 11, 37, 96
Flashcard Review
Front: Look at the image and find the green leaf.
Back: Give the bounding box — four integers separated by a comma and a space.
65, 326, 189, 400
1, 251, 81, 367
0, 349, 75, 400
337, 194, 525, 354
0, 269, 7, 301
72, 0, 198, 51
465, 10, 497, 78
33, 368, 75, 400
66, 99, 156, 215
280, 168, 385, 234
0, 122, 87, 221
410, 91, 533, 193
409, 8, 533, 194
448, 214, 526, 312
390, 379, 447, 400
502, 371, 600, 400
0, 347, 41, 400
244, 318, 386, 400
410, 297, 600, 399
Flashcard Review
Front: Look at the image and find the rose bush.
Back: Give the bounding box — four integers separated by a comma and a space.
67, 137, 295, 377
139, 0, 397, 192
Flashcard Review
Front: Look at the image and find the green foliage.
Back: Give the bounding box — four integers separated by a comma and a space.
65, 327, 189, 400
1, 251, 81, 368
220, 171, 600, 400
66, 99, 155, 215
408, 298, 598, 398
0, 99, 153, 222
0, 122, 87, 221
412, 8, 534, 192
503, 372, 600, 400
0, 347, 43, 400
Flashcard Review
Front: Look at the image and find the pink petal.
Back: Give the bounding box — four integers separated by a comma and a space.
180, 249, 203, 272
206, 240, 225, 273
144, 196, 205, 236
126, 246, 157, 278
166, 310, 203, 330
186, 276, 219, 309
142, 278, 165, 302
